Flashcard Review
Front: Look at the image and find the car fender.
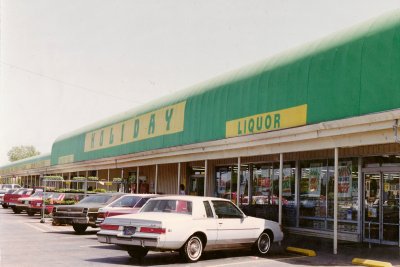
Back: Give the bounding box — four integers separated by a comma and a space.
161, 218, 215, 249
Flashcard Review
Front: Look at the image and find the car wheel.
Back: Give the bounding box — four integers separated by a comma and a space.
27, 210, 36, 216
72, 224, 88, 234
182, 235, 203, 263
254, 232, 271, 256
12, 207, 21, 214
127, 247, 149, 259
2, 204, 8, 209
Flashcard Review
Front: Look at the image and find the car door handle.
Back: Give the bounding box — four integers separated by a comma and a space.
219, 222, 223, 225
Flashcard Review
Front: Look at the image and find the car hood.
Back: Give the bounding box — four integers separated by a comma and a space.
18, 196, 41, 201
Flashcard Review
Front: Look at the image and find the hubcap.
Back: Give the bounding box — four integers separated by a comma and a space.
188, 238, 201, 259
259, 234, 270, 253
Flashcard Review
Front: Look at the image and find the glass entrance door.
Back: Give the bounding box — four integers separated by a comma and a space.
382, 173, 399, 244
189, 175, 204, 196
364, 173, 380, 243
363, 172, 400, 245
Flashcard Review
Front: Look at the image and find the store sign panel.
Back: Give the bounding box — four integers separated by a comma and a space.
225, 104, 307, 138
84, 101, 186, 152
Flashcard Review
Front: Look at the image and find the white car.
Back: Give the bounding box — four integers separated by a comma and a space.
97, 195, 283, 262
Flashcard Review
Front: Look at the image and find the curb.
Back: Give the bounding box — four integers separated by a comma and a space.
286, 246, 316, 257
352, 258, 392, 267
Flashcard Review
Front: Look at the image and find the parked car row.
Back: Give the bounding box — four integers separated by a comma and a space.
2, 190, 284, 263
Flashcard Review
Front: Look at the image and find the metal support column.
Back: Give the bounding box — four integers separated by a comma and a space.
136, 166, 140, 194
121, 169, 124, 192
334, 147, 339, 254
68, 173, 71, 190
295, 160, 300, 228
155, 164, 158, 194
357, 157, 362, 240
237, 157, 241, 205
204, 160, 208, 196
177, 163, 181, 194
107, 169, 110, 192
279, 153, 283, 226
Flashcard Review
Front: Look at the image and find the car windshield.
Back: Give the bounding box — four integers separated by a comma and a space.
110, 195, 141, 207
78, 195, 113, 204
11, 188, 25, 195
141, 199, 192, 215
48, 192, 62, 199
30, 191, 44, 198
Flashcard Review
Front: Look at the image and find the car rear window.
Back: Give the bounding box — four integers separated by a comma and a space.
141, 199, 192, 215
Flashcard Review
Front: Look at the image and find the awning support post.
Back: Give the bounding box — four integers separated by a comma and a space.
279, 153, 283, 226
334, 147, 339, 254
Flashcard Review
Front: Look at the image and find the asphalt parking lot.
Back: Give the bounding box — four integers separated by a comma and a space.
1, 207, 400, 267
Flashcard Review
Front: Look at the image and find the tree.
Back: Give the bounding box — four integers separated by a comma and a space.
7, 145, 40, 162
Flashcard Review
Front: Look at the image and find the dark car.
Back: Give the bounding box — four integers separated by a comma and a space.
52, 193, 125, 234
96, 194, 158, 226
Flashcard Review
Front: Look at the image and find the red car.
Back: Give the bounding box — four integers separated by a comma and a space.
0, 189, 16, 208
24, 192, 65, 216
4, 188, 37, 213
96, 194, 158, 226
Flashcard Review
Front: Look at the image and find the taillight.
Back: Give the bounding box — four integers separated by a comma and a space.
100, 224, 119, 230
139, 227, 166, 234
98, 212, 105, 219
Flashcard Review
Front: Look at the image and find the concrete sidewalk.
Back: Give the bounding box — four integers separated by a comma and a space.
280, 234, 400, 266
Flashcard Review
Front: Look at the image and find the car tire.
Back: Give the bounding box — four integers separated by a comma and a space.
2, 204, 8, 209
254, 232, 271, 256
127, 246, 149, 259
181, 235, 203, 263
27, 210, 36, 216
72, 224, 88, 234
12, 207, 21, 214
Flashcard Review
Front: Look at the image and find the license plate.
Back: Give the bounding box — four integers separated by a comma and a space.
123, 226, 136, 236
36, 203, 41, 207
24, 201, 29, 205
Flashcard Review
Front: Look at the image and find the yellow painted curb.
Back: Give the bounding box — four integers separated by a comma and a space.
352, 258, 392, 267
286, 246, 316, 257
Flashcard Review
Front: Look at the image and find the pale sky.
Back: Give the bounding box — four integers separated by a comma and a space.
1, 0, 400, 166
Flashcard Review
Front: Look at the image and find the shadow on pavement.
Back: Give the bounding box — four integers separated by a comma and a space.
280, 233, 400, 266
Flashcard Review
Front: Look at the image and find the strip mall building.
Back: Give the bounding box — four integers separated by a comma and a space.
2, 11, 400, 249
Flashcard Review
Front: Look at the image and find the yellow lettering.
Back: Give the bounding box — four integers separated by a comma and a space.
226, 104, 307, 138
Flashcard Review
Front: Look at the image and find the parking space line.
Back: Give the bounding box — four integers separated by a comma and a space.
24, 222, 47, 233
39, 223, 68, 232
207, 255, 307, 267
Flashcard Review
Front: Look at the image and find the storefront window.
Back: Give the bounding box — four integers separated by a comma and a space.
215, 165, 250, 205
215, 166, 238, 203
248, 163, 295, 205
327, 161, 358, 233
252, 165, 273, 204
299, 159, 358, 233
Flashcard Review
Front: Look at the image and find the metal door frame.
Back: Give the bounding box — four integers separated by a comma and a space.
362, 169, 400, 246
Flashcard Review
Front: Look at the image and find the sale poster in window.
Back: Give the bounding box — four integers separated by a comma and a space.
338, 164, 352, 198
282, 168, 292, 196
308, 164, 322, 196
